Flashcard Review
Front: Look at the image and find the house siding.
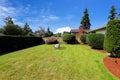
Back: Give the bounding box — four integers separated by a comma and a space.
96, 29, 106, 34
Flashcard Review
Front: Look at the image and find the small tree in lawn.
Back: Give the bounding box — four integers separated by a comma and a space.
81, 8, 91, 29
23, 22, 33, 35
108, 5, 116, 20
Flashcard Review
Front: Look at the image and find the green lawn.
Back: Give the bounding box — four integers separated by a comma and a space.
0, 44, 118, 80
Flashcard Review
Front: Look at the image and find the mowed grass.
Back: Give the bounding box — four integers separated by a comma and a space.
0, 44, 118, 80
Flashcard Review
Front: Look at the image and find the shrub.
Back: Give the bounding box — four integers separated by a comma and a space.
104, 20, 120, 57
62, 33, 75, 44
45, 37, 58, 44
87, 33, 104, 49
0, 36, 44, 54
80, 34, 87, 44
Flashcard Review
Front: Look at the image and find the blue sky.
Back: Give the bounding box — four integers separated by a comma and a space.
0, 0, 120, 33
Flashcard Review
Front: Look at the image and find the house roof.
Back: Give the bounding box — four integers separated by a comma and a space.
70, 29, 90, 33
89, 26, 106, 32
70, 29, 79, 33
83, 29, 90, 32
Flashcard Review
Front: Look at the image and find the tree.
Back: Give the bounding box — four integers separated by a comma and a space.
0, 28, 4, 33
4, 16, 14, 24
104, 20, 120, 57
3, 24, 23, 35
108, 5, 116, 20
117, 9, 120, 20
45, 27, 53, 37
35, 26, 45, 37
81, 8, 91, 29
23, 23, 33, 35
54, 33, 61, 37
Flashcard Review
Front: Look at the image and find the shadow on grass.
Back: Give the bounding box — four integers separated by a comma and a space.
54, 46, 66, 50
59, 46, 66, 50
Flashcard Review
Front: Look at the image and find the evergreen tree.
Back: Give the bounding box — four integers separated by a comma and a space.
45, 27, 53, 37
23, 23, 33, 35
108, 5, 116, 20
4, 16, 14, 24
117, 9, 120, 20
81, 8, 91, 29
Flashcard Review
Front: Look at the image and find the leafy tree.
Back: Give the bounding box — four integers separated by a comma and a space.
23, 23, 33, 35
4, 16, 14, 24
108, 5, 116, 20
81, 8, 91, 29
3, 24, 23, 35
35, 26, 45, 37
54, 33, 61, 37
45, 27, 53, 37
0, 28, 4, 33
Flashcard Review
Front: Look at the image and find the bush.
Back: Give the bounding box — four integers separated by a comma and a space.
80, 34, 87, 44
0, 36, 44, 54
104, 20, 120, 57
45, 37, 58, 44
87, 33, 104, 49
62, 33, 75, 44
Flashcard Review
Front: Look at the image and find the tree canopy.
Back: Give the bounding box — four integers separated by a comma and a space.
4, 16, 14, 25
23, 23, 33, 35
45, 27, 53, 37
81, 8, 91, 29
108, 5, 116, 20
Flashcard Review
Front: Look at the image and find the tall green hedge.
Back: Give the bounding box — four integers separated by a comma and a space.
104, 20, 120, 57
0, 36, 44, 54
62, 33, 75, 44
87, 33, 104, 49
80, 34, 87, 44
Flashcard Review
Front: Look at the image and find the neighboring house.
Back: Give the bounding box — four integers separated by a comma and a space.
89, 27, 106, 34
70, 25, 90, 37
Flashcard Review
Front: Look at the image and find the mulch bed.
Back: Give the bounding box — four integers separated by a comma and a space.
104, 56, 120, 79
82, 44, 120, 79
93, 49, 120, 79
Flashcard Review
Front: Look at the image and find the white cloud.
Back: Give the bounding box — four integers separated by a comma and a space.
0, 6, 16, 17
41, 15, 59, 22
49, 15, 59, 20
55, 27, 71, 33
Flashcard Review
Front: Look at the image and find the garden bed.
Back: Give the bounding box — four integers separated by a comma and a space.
104, 56, 120, 79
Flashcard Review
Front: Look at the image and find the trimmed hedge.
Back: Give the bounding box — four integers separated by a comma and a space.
62, 33, 75, 44
0, 36, 44, 54
104, 20, 120, 57
80, 34, 87, 44
45, 37, 58, 44
87, 33, 104, 49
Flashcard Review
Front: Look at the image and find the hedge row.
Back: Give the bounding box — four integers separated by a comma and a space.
0, 36, 44, 54
62, 33, 76, 44
80, 34, 87, 44
86, 33, 104, 49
